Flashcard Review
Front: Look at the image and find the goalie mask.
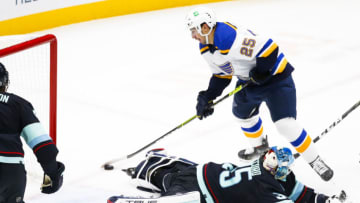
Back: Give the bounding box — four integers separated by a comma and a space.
263, 146, 294, 181
0, 62, 9, 91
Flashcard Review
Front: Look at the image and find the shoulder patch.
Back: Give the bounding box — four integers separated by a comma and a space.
214, 22, 237, 55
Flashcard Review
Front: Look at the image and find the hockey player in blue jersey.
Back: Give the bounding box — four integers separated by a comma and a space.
186, 7, 333, 181
109, 148, 347, 203
0, 62, 65, 202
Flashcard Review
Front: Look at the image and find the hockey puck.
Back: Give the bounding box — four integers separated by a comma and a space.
104, 164, 114, 170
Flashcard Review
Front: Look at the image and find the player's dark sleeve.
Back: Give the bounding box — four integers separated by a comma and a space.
255, 47, 279, 74
35, 141, 59, 175
249, 47, 279, 85
204, 74, 231, 100
280, 172, 329, 203
19, 101, 59, 175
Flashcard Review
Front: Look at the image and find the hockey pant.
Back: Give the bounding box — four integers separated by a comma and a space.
232, 75, 297, 122
0, 163, 26, 203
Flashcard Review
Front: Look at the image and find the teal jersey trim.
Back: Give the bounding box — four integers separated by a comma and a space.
0, 155, 24, 164
196, 164, 214, 203
288, 180, 305, 201
20, 122, 51, 148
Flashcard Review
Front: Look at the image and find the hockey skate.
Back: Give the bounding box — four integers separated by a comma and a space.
238, 136, 269, 161
310, 156, 334, 181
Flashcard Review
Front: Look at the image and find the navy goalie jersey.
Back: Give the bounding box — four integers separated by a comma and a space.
0, 92, 56, 165
196, 158, 304, 203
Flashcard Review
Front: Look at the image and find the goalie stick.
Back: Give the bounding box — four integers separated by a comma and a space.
102, 82, 250, 170
107, 191, 201, 203
294, 99, 360, 159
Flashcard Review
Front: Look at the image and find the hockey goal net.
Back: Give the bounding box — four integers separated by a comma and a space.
0, 34, 57, 181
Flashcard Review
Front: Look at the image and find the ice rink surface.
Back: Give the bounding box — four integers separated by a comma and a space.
11, 0, 360, 202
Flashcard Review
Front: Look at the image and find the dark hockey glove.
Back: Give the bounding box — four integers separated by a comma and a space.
325, 190, 347, 203
196, 91, 214, 120
41, 161, 65, 194
249, 68, 272, 85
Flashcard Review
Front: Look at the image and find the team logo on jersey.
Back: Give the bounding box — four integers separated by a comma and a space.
218, 62, 234, 75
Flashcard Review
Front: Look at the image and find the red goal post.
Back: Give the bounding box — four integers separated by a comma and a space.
0, 34, 57, 144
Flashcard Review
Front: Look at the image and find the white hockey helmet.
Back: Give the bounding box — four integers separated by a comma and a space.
185, 7, 217, 37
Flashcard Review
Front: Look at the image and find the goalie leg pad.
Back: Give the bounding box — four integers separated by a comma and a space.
132, 150, 197, 193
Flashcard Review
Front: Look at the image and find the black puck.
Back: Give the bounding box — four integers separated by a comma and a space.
104, 164, 114, 170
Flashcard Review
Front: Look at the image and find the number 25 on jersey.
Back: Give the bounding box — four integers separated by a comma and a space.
240, 38, 256, 57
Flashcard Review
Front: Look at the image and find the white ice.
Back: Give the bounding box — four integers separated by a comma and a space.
16, 0, 360, 202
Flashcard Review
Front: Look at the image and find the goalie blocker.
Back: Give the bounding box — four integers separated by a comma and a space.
109, 148, 348, 203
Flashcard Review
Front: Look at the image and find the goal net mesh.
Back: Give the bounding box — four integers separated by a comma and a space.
0, 34, 57, 183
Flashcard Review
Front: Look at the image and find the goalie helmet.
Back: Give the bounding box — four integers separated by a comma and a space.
0, 62, 9, 90
263, 146, 294, 180
185, 7, 217, 37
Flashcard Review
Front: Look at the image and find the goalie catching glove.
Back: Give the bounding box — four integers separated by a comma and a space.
41, 161, 65, 194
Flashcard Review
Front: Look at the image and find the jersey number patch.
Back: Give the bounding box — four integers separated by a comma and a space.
219, 163, 252, 188
240, 38, 256, 57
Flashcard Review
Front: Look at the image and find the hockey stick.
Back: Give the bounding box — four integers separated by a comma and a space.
102, 81, 250, 169
108, 191, 201, 203
294, 99, 360, 159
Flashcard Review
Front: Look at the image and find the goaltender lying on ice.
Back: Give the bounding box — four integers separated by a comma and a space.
107, 147, 347, 203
